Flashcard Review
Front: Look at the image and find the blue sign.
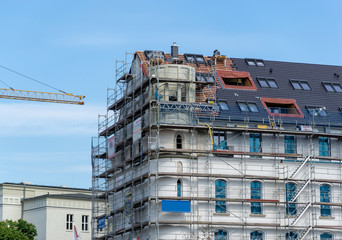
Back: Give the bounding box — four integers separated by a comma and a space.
98, 217, 106, 230
162, 200, 191, 212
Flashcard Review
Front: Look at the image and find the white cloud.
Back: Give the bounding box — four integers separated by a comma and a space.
0, 102, 105, 136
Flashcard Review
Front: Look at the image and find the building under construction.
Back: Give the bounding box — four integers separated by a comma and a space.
91, 44, 342, 240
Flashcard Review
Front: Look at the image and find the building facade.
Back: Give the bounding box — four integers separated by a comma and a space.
92, 45, 342, 240
0, 182, 94, 240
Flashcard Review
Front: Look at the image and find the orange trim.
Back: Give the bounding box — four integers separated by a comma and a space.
216, 70, 257, 91
260, 97, 304, 118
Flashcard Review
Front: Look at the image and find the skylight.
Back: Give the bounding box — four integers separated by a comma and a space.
246, 59, 265, 67
184, 54, 206, 64
306, 106, 327, 117
238, 102, 259, 112
322, 82, 342, 93
257, 77, 278, 88
218, 101, 230, 110
290, 80, 311, 91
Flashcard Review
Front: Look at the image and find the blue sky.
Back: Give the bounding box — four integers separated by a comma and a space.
0, 0, 341, 189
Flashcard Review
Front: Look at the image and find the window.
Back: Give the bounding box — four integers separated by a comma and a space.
319, 137, 330, 157
261, 97, 304, 118
184, 54, 206, 64
286, 232, 298, 240
216, 70, 257, 91
177, 179, 182, 197
251, 181, 262, 214
320, 184, 331, 217
66, 214, 73, 230
250, 134, 261, 153
176, 135, 182, 149
257, 77, 278, 88
246, 59, 265, 67
82, 215, 89, 231
290, 80, 311, 90
238, 102, 259, 112
218, 101, 230, 110
250, 230, 263, 240
322, 82, 342, 93
320, 233, 333, 240
214, 131, 227, 150
215, 230, 228, 240
286, 183, 297, 216
284, 136, 296, 154
215, 179, 227, 213
306, 106, 327, 117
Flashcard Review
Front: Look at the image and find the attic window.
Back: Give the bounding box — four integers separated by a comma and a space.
257, 77, 278, 88
322, 82, 342, 93
222, 77, 251, 86
184, 54, 206, 64
246, 59, 265, 67
260, 97, 304, 118
144, 50, 165, 60
306, 106, 327, 117
218, 101, 229, 110
290, 79, 311, 90
196, 73, 215, 83
238, 102, 259, 112
216, 70, 257, 91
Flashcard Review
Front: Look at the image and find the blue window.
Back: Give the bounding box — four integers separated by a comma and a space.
286, 183, 297, 216
320, 185, 331, 217
250, 230, 263, 240
215, 230, 228, 240
215, 180, 227, 213
320, 233, 333, 240
284, 136, 296, 154
286, 232, 298, 240
251, 181, 262, 214
319, 137, 330, 157
250, 134, 261, 153
177, 179, 182, 197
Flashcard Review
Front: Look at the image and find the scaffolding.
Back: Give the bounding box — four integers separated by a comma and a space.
91, 51, 342, 240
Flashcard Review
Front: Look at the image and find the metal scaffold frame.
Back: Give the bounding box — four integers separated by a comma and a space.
91, 51, 342, 240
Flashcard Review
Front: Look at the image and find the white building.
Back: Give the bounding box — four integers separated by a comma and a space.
92, 45, 342, 240
0, 182, 95, 240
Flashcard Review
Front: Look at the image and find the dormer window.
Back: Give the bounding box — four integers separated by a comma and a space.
216, 70, 257, 91
218, 101, 229, 110
260, 97, 304, 118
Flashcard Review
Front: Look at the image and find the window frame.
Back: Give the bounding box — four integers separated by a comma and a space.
286, 182, 297, 216
320, 184, 332, 217
176, 134, 182, 149
177, 178, 182, 197
245, 59, 265, 67
318, 137, 330, 157
66, 214, 73, 231
215, 179, 227, 213
289, 79, 311, 91
306, 106, 328, 117
218, 101, 230, 111
256, 77, 278, 88
320, 232, 333, 240
250, 230, 264, 240
82, 215, 89, 232
250, 181, 262, 215
215, 229, 228, 240
260, 97, 304, 118
237, 101, 259, 112
322, 81, 342, 93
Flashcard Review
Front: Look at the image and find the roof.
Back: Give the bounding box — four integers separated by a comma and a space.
22, 193, 92, 201
1, 182, 91, 192
215, 58, 342, 126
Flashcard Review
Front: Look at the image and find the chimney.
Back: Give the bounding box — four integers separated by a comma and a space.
171, 42, 179, 59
